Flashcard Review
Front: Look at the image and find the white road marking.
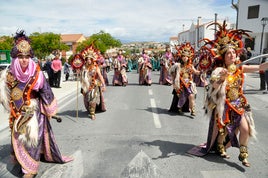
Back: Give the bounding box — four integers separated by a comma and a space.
148, 89, 153, 96
121, 150, 162, 177
150, 98, 161, 128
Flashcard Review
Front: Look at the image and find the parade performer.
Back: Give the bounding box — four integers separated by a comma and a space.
98, 54, 109, 86
0, 30, 72, 178
80, 46, 106, 120
169, 43, 200, 116
139, 50, 152, 85
187, 21, 268, 167
193, 46, 213, 87
159, 46, 173, 85
112, 49, 128, 86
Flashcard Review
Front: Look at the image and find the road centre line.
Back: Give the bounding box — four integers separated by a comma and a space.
150, 98, 162, 129
148, 89, 153, 96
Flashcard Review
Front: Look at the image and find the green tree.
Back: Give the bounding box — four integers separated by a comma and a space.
29, 32, 69, 59
76, 31, 122, 54
0, 36, 13, 50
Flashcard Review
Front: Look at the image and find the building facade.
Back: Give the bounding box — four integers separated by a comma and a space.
173, 0, 268, 56
60, 34, 86, 59
177, 20, 231, 51
237, 0, 268, 55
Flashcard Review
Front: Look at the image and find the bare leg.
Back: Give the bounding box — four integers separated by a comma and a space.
216, 128, 230, 159
238, 116, 250, 167
188, 94, 196, 116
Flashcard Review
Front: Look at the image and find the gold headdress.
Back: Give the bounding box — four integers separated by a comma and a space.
11, 30, 34, 58
176, 43, 195, 59
205, 20, 252, 60
80, 45, 101, 62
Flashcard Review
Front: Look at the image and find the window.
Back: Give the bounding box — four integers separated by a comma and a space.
248, 5, 259, 19
245, 37, 255, 50
68, 45, 72, 51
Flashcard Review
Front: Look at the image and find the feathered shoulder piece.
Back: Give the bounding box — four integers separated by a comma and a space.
0, 69, 11, 111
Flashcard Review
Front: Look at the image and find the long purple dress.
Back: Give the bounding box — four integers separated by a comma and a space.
112, 55, 128, 86
139, 54, 152, 85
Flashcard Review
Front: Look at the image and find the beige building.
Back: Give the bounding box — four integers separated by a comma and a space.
60, 34, 86, 59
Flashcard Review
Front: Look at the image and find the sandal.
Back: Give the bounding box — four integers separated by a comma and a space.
239, 155, 250, 167
23, 173, 36, 178
239, 145, 250, 167
178, 108, 183, 115
91, 115, 96, 120
190, 107, 196, 116
217, 144, 230, 159
220, 152, 230, 159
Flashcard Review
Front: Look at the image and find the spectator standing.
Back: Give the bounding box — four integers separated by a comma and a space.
64, 60, 71, 81
260, 48, 268, 91
261, 48, 268, 93
246, 47, 252, 59
51, 50, 62, 88
43, 58, 54, 86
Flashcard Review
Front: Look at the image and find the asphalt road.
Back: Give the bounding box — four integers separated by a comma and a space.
0, 70, 268, 178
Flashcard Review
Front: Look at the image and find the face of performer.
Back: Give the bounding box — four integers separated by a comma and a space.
18, 55, 30, 71
87, 57, 93, 65
224, 47, 237, 67
182, 55, 189, 63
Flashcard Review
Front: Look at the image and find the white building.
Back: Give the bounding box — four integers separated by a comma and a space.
173, 0, 268, 55
237, 0, 268, 55
177, 20, 232, 50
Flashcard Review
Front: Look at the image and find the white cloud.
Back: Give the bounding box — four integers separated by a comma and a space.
0, 0, 236, 42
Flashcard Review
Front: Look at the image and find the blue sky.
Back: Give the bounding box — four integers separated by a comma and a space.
0, 0, 236, 42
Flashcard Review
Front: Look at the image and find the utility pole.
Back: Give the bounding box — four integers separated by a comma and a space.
231, 0, 238, 29
197, 16, 201, 49
214, 13, 218, 36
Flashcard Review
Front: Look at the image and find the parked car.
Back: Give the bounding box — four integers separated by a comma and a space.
0, 63, 10, 72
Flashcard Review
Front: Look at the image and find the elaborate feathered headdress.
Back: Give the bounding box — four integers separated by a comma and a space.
198, 45, 213, 71
11, 30, 34, 58
80, 45, 102, 62
204, 20, 252, 60
176, 43, 195, 59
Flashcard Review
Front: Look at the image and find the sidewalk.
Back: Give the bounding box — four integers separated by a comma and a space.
0, 79, 78, 132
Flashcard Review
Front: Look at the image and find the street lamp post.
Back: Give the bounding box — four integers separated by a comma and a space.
260, 17, 268, 54
197, 16, 201, 49
214, 13, 218, 36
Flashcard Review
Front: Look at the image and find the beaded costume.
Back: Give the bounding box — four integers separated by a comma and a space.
187, 21, 256, 167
